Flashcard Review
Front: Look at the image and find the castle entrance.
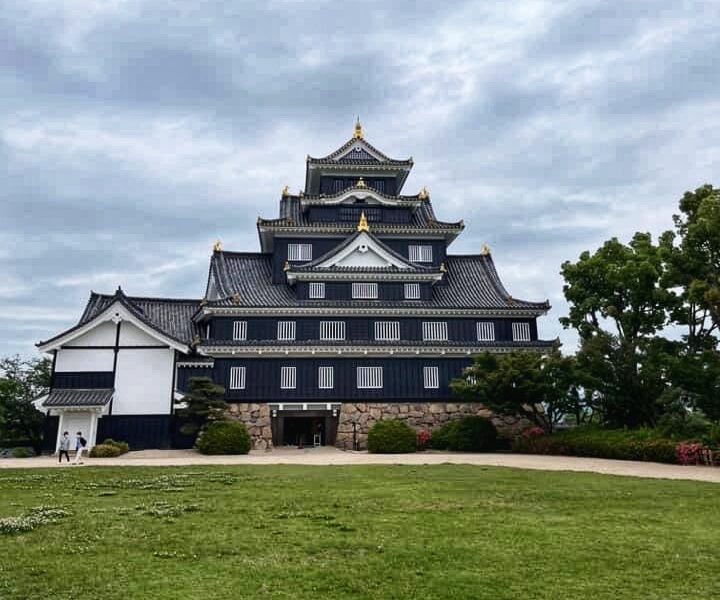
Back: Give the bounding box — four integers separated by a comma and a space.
269, 404, 340, 448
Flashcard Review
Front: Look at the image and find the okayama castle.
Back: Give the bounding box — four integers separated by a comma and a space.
35, 122, 554, 451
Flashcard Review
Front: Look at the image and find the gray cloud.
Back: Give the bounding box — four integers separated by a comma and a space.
1, 0, 719, 355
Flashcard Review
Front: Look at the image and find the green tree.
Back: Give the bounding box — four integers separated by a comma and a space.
176, 377, 227, 438
451, 350, 582, 433
0, 356, 52, 449
560, 233, 674, 427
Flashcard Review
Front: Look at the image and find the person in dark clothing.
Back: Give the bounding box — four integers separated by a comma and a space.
58, 431, 71, 463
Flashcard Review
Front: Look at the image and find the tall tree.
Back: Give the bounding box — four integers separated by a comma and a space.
560, 233, 674, 426
0, 356, 52, 449
176, 377, 227, 438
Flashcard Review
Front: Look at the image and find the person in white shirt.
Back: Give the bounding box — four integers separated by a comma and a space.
73, 431, 87, 465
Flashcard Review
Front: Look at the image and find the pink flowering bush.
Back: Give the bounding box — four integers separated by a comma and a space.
520, 426, 545, 440
675, 442, 706, 465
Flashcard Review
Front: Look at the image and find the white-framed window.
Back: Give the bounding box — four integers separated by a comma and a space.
512, 322, 531, 341
357, 366, 383, 389
422, 321, 448, 341
408, 245, 433, 262
423, 366, 439, 389
277, 321, 296, 341
229, 366, 246, 390
374, 321, 400, 341
318, 366, 334, 389
352, 282, 378, 299
320, 321, 345, 341
287, 243, 312, 261
309, 282, 325, 299
232, 321, 247, 341
280, 366, 296, 389
476, 322, 495, 341
404, 283, 421, 299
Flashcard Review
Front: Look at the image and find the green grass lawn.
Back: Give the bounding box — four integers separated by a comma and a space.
1, 465, 718, 600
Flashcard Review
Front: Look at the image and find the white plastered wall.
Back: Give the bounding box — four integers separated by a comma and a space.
55, 349, 114, 372
112, 347, 174, 415
64, 321, 117, 346
119, 321, 165, 346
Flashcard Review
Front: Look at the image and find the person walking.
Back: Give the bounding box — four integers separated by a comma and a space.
58, 431, 71, 464
73, 431, 87, 465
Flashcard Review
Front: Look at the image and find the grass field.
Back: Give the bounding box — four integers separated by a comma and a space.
1, 465, 718, 600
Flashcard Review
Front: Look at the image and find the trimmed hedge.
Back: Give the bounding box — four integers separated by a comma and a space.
196, 421, 251, 455
89, 444, 123, 458
512, 427, 678, 464
367, 420, 417, 454
430, 416, 498, 452
102, 438, 129, 454
10, 447, 34, 458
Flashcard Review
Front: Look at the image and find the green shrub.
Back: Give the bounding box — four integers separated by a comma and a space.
10, 447, 34, 458
196, 421, 251, 455
102, 438, 130, 454
512, 427, 679, 464
367, 420, 417, 454
89, 444, 123, 458
430, 416, 498, 452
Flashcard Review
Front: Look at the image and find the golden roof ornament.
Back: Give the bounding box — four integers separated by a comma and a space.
357, 211, 369, 232
281, 185, 289, 197
231, 293, 241, 305
440, 262, 447, 273
199, 298, 208, 307
213, 240, 222, 252
480, 243, 491, 256
356, 177, 366, 188
353, 117, 363, 139
418, 186, 429, 200
283, 260, 290, 272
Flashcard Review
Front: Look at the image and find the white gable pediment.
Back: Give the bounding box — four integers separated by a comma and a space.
317, 233, 413, 270
334, 141, 384, 162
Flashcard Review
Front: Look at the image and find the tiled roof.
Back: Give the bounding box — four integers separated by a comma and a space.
258, 196, 462, 230
206, 251, 549, 311
200, 339, 556, 349
43, 388, 114, 407
77, 291, 202, 344
307, 137, 412, 166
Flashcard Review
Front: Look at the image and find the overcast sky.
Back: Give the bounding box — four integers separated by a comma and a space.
2, 0, 720, 357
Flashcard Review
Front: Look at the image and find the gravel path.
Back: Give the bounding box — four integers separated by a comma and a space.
1, 448, 718, 483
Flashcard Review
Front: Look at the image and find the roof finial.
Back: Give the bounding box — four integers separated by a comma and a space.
353, 117, 363, 139
281, 185, 289, 197
283, 260, 290, 272
418, 186, 429, 200
356, 177, 366, 188
357, 211, 369, 232
480, 243, 491, 256
213, 240, 222, 252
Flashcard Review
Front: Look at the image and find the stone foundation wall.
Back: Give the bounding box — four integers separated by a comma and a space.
226, 403, 273, 450
336, 403, 524, 451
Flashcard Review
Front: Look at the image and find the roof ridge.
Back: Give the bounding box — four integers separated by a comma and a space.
90, 293, 201, 303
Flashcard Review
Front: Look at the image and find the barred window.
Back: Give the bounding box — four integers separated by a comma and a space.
357, 366, 383, 389
404, 283, 421, 299
277, 321, 296, 341
232, 321, 247, 341
318, 366, 334, 389
320, 321, 345, 341
422, 321, 448, 341
280, 366, 296, 389
512, 322, 531, 341
423, 366, 439, 389
352, 282, 378, 299
309, 282, 325, 299
408, 245, 433, 262
476, 322, 495, 341
374, 321, 400, 341
287, 243, 312, 261
229, 366, 246, 390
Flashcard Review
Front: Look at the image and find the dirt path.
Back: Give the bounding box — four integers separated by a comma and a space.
1, 448, 718, 483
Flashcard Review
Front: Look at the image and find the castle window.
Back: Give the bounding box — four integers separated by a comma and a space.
409, 245, 433, 262
374, 321, 400, 341
287, 243, 312, 261
512, 322, 531, 342
277, 321, 296, 341
229, 366, 246, 390
476, 322, 495, 341
320, 321, 345, 341
232, 321, 247, 341
280, 366, 296, 389
404, 283, 420, 299
423, 366, 439, 389
352, 282, 378, 299
309, 282, 325, 299
318, 366, 334, 389
357, 366, 383, 389
422, 321, 448, 341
